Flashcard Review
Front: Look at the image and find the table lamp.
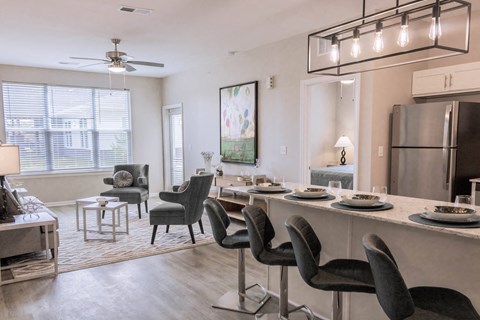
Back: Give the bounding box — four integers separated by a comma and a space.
0, 144, 20, 223
334, 136, 353, 165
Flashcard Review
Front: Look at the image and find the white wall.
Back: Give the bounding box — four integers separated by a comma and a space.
0, 65, 164, 203
335, 82, 355, 165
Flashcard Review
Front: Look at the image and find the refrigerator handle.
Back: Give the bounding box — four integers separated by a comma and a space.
443, 148, 450, 190
443, 105, 452, 147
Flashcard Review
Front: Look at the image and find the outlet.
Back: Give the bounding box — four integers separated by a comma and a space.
280, 145, 287, 155
378, 146, 384, 157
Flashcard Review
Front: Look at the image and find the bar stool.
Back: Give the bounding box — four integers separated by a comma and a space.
242, 205, 314, 320
363, 233, 480, 320
203, 199, 270, 314
285, 216, 375, 320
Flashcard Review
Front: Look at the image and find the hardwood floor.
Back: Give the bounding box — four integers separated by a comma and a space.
0, 216, 287, 320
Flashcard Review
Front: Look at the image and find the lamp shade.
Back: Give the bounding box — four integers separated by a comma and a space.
0, 144, 20, 176
334, 136, 353, 148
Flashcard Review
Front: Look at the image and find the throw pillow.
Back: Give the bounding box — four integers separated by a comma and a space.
177, 180, 190, 192
4, 189, 22, 215
113, 170, 134, 188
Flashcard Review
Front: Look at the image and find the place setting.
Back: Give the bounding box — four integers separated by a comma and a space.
331, 185, 394, 212
248, 181, 292, 194
409, 195, 480, 228
284, 187, 336, 201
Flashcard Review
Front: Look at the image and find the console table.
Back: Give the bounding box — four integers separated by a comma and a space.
0, 212, 58, 286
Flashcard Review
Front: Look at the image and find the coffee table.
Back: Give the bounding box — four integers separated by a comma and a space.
83, 201, 129, 242
76, 196, 120, 231
0, 212, 58, 285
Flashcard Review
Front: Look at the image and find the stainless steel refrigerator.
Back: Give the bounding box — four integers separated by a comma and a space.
390, 101, 480, 202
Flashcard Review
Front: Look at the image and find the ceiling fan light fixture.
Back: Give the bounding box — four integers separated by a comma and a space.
108, 61, 126, 73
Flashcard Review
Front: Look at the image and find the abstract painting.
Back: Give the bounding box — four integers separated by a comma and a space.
219, 81, 257, 164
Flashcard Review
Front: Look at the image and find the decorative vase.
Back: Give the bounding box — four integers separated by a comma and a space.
201, 151, 214, 173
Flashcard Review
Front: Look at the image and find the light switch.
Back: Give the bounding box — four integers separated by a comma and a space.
280, 145, 287, 155
378, 146, 384, 157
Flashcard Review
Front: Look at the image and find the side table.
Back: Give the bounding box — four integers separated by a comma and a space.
83, 202, 129, 242
0, 212, 58, 286
76, 196, 120, 231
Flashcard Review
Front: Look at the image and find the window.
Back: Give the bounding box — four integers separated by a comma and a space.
2, 82, 132, 173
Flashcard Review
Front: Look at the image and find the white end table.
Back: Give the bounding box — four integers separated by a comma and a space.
82, 202, 129, 242
0, 212, 58, 286
76, 196, 120, 231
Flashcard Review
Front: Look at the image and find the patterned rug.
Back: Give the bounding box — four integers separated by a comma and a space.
6, 201, 214, 278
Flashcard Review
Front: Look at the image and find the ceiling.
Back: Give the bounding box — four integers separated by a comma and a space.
0, 0, 405, 78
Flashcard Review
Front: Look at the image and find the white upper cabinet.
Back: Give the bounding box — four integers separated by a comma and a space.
412, 62, 480, 97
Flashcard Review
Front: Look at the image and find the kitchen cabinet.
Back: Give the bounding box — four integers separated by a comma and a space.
412, 61, 480, 97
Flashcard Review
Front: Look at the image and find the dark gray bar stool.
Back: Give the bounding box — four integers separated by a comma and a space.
242, 205, 314, 320
285, 215, 375, 320
363, 233, 480, 320
203, 199, 270, 314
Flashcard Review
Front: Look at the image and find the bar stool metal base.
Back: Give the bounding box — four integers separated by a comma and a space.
213, 283, 270, 314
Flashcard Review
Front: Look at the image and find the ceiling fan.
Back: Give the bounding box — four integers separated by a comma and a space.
70, 38, 164, 73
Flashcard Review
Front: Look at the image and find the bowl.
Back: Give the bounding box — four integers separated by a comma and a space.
254, 183, 284, 192
341, 193, 381, 206
294, 188, 327, 198
424, 205, 476, 222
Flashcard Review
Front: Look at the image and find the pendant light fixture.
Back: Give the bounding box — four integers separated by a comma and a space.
350, 28, 361, 58
428, 5, 442, 40
308, 0, 471, 76
330, 36, 340, 63
397, 14, 410, 47
372, 21, 384, 53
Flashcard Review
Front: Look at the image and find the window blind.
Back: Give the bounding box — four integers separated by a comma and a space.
2, 82, 132, 173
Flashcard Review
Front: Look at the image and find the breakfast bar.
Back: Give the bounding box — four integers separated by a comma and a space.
223, 184, 480, 320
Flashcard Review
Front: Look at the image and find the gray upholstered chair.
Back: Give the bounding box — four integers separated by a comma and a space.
363, 233, 480, 320
285, 215, 375, 320
149, 173, 214, 245
242, 205, 314, 320
203, 198, 269, 314
101, 164, 149, 219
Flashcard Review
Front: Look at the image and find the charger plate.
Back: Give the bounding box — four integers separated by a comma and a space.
331, 202, 393, 211
284, 194, 336, 201
409, 213, 480, 228
247, 189, 292, 194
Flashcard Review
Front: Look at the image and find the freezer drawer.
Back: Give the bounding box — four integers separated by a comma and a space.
390, 148, 455, 201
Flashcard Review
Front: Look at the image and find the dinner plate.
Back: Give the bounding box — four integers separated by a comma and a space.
421, 213, 480, 224
254, 185, 284, 192
291, 193, 329, 199
339, 200, 385, 208
293, 188, 328, 198
341, 194, 381, 206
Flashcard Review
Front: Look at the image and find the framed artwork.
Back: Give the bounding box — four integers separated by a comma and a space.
219, 81, 258, 164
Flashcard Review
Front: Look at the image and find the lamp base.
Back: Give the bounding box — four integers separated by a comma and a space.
339, 148, 347, 165
0, 215, 15, 224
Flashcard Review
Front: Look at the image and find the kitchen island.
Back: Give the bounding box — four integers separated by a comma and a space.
223, 184, 480, 320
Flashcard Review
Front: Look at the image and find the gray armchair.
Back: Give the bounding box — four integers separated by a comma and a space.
101, 164, 149, 219
149, 173, 214, 244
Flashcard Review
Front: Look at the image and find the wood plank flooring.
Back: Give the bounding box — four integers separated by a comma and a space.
0, 212, 289, 320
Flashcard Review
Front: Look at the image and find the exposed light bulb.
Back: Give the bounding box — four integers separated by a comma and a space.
429, 6, 442, 40
330, 36, 340, 64
397, 14, 410, 48
350, 28, 361, 58
373, 21, 384, 53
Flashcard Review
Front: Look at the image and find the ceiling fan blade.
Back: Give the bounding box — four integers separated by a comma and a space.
125, 63, 136, 72
79, 62, 109, 68
128, 60, 164, 68
70, 57, 109, 62
120, 55, 134, 62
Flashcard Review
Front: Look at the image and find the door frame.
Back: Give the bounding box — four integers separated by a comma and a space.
299, 75, 361, 188
162, 103, 184, 190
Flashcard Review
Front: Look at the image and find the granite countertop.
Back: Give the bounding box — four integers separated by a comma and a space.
222, 183, 480, 240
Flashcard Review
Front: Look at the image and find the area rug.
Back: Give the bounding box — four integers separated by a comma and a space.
7, 201, 215, 278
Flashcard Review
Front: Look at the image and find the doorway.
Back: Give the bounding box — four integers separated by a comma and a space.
299, 75, 360, 189
162, 104, 184, 190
